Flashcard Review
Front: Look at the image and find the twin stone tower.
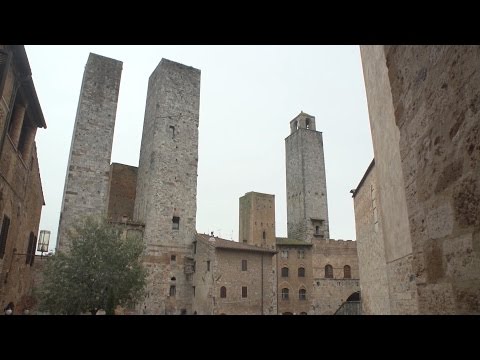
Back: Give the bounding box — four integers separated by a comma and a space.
57, 53, 329, 314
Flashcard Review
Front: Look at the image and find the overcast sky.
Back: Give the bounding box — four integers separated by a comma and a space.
25, 45, 373, 251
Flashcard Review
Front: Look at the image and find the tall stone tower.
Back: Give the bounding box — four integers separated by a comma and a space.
285, 112, 329, 242
134, 59, 200, 315
57, 53, 122, 252
239, 192, 276, 249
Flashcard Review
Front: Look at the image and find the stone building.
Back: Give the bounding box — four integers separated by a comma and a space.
57, 53, 122, 253
192, 233, 276, 315
0, 45, 46, 313
276, 238, 312, 315
351, 160, 390, 314
358, 45, 480, 314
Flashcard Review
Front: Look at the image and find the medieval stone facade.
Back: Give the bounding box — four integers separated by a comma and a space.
55, 53, 360, 315
192, 233, 276, 315
358, 45, 480, 314
0, 45, 46, 313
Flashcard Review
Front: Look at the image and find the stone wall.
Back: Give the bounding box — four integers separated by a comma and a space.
311, 238, 360, 314
106, 163, 137, 223
352, 161, 391, 314
57, 53, 122, 252
286, 112, 329, 241
134, 58, 200, 314
360, 46, 418, 314
384, 45, 480, 314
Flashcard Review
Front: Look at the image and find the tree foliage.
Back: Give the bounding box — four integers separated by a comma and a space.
38, 217, 146, 315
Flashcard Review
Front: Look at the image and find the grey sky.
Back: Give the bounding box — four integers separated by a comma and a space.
25, 45, 373, 251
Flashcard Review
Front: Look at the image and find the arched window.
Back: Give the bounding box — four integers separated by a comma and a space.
299, 288, 307, 300
281, 288, 289, 300
298, 267, 305, 277
306, 118, 310, 129
344, 265, 351, 279
169, 285, 176, 297
281, 267, 289, 277
220, 286, 227, 298
325, 264, 333, 278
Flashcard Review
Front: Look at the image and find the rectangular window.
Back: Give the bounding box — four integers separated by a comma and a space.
193, 286, 195, 297
298, 249, 305, 259
0, 215, 11, 259
242, 286, 248, 298
172, 216, 180, 230
169, 285, 176, 297
171, 254, 176, 263
242, 259, 247, 271
207, 260, 210, 271
281, 250, 288, 259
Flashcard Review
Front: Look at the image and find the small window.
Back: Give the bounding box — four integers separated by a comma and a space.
306, 118, 310, 129
26, 232, 37, 266
242, 286, 248, 298
281, 288, 289, 300
344, 265, 351, 279
193, 261, 196, 272
220, 286, 227, 298
207, 260, 210, 271
281, 267, 289, 277
315, 226, 320, 235
299, 288, 307, 300
171, 254, 176, 262
0, 215, 11, 259
242, 259, 247, 271
298, 249, 305, 259
169, 125, 175, 139
262, 231, 266, 240
193, 286, 195, 297
172, 216, 180, 230
169, 285, 176, 297
298, 267, 305, 277
281, 250, 288, 259
171, 277, 176, 281
325, 264, 333, 279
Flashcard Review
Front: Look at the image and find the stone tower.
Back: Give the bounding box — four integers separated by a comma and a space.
134, 58, 200, 315
285, 112, 329, 242
239, 192, 276, 249
56, 53, 122, 252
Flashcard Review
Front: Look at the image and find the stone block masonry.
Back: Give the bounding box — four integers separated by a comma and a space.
134, 58, 200, 314
56, 53, 122, 252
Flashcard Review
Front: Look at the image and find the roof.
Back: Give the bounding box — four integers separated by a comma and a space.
195, 233, 276, 254
351, 159, 375, 198
11, 46, 47, 129
276, 237, 312, 246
